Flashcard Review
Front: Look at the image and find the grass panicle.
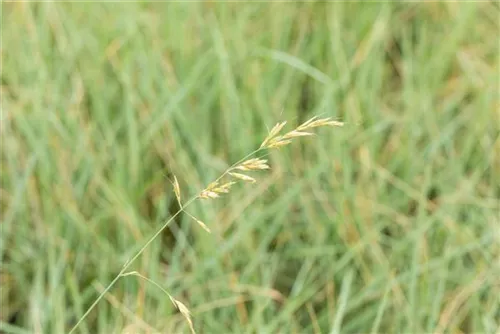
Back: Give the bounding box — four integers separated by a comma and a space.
68, 115, 342, 334
261, 117, 343, 149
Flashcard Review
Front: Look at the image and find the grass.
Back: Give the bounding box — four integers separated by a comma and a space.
2, 2, 499, 333
68, 116, 343, 334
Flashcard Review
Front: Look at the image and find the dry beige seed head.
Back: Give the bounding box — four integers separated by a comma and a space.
214, 181, 236, 193
229, 172, 257, 183
297, 117, 344, 131
282, 130, 314, 140
199, 181, 219, 199
172, 175, 181, 207
199, 181, 236, 199
199, 190, 219, 199
267, 138, 293, 149
186, 212, 211, 233
261, 121, 287, 148
235, 158, 270, 171
325, 120, 344, 127
296, 116, 319, 130
206, 181, 219, 190
173, 299, 195, 334
194, 219, 211, 233
264, 130, 314, 149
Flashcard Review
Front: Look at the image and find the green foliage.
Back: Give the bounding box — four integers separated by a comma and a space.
2, 2, 499, 333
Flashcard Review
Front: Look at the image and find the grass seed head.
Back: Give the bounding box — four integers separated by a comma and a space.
194, 219, 211, 233
214, 181, 236, 193
172, 175, 181, 206
261, 121, 287, 148
173, 299, 195, 334
282, 130, 314, 139
229, 172, 257, 183
235, 158, 270, 171
199, 181, 236, 199
199, 190, 219, 199
267, 138, 293, 149
259, 116, 342, 150
297, 117, 344, 131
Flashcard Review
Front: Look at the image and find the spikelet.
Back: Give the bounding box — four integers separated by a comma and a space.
199, 181, 220, 199
266, 137, 292, 149
194, 219, 211, 233
199, 181, 236, 199
260, 121, 287, 148
259, 116, 343, 149
172, 175, 182, 207
297, 116, 344, 131
234, 158, 270, 171
172, 299, 196, 334
214, 181, 236, 193
185, 212, 211, 233
282, 130, 314, 139
229, 172, 256, 183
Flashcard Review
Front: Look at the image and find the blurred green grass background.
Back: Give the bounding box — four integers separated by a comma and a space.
2, 2, 499, 333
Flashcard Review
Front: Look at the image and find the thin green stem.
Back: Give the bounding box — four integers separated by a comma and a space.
68, 208, 185, 334
121, 271, 174, 301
